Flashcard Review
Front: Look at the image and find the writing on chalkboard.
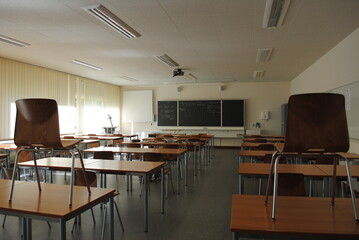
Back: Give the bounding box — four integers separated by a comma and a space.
158, 101, 177, 126
158, 100, 245, 127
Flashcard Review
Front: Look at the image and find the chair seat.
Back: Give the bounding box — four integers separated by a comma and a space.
60, 139, 82, 149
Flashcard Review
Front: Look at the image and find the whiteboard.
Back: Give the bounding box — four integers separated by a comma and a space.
122, 90, 153, 122
329, 81, 359, 139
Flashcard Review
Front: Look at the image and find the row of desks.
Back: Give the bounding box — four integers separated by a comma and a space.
18, 157, 165, 233
232, 147, 359, 239
238, 162, 359, 194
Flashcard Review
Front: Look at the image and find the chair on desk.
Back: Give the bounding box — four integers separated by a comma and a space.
8, 98, 90, 206
264, 93, 358, 221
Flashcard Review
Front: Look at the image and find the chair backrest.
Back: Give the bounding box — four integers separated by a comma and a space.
283, 93, 349, 153
93, 151, 114, 160
258, 144, 274, 151
14, 98, 63, 148
75, 169, 97, 187
127, 143, 140, 148
143, 153, 163, 161
254, 138, 267, 143
269, 173, 306, 197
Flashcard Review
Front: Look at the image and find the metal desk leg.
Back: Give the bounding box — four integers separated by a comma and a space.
144, 173, 148, 232
161, 167, 164, 214
232, 231, 239, 240
177, 156, 180, 194
109, 195, 114, 240
26, 218, 32, 240
239, 174, 242, 194
60, 218, 66, 240
185, 153, 188, 186
194, 146, 197, 176
21, 218, 27, 240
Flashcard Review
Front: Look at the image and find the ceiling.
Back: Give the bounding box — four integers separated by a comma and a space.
0, 0, 358, 86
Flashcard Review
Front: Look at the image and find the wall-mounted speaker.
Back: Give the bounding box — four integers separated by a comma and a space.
177, 86, 182, 92
220, 85, 226, 91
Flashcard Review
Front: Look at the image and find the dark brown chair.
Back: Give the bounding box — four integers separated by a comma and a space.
8, 98, 90, 206
254, 138, 267, 143
258, 144, 274, 151
264, 93, 358, 221
93, 151, 121, 191
143, 153, 174, 198
73, 169, 124, 236
268, 173, 306, 197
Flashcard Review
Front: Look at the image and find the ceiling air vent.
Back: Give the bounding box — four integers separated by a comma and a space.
253, 70, 265, 79
120, 76, 139, 82
262, 0, 291, 28
156, 54, 179, 67
83, 4, 141, 39
256, 48, 273, 63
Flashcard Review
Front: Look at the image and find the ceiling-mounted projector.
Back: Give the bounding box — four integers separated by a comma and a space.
173, 68, 184, 77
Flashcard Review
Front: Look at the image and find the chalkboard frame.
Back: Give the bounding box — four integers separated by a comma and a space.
157, 99, 245, 128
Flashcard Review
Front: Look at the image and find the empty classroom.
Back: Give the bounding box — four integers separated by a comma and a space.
0, 1, 359, 239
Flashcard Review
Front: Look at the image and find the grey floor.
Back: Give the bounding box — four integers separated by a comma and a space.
0, 148, 241, 240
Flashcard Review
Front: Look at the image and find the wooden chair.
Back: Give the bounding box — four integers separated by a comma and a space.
254, 138, 267, 143
93, 151, 120, 192
142, 153, 174, 198
72, 170, 124, 238
258, 144, 274, 151
8, 98, 90, 206
264, 93, 358, 221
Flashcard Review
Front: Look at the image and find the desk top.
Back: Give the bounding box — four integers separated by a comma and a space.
231, 194, 359, 238
243, 138, 285, 143
238, 163, 329, 177
63, 135, 123, 140
119, 141, 202, 147
241, 142, 275, 148
18, 157, 165, 174
83, 146, 188, 155
239, 150, 274, 157
243, 135, 284, 139
0, 179, 113, 219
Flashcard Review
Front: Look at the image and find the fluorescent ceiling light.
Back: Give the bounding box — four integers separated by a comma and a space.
253, 70, 265, 79
120, 76, 139, 82
71, 59, 102, 70
186, 73, 197, 81
83, 4, 141, 39
256, 48, 273, 63
156, 54, 179, 67
0, 34, 30, 47
262, 0, 291, 28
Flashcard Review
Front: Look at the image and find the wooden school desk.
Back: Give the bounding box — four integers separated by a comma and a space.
18, 157, 165, 232
240, 142, 275, 150
0, 179, 114, 240
238, 150, 275, 163
243, 138, 285, 143
231, 194, 359, 240
118, 141, 203, 175
238, 163, 328, 194
83, 146, 188, 194
62, 135, 123, 146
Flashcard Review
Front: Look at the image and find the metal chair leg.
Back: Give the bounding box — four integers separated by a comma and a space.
343, 157, 359, 221
9, 149, 25, 202
114, 202, 124, 231
271, 155, 280, 220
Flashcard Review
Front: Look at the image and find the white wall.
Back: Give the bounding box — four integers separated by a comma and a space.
290, 27, 359, 153
121, 82, 290, 144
